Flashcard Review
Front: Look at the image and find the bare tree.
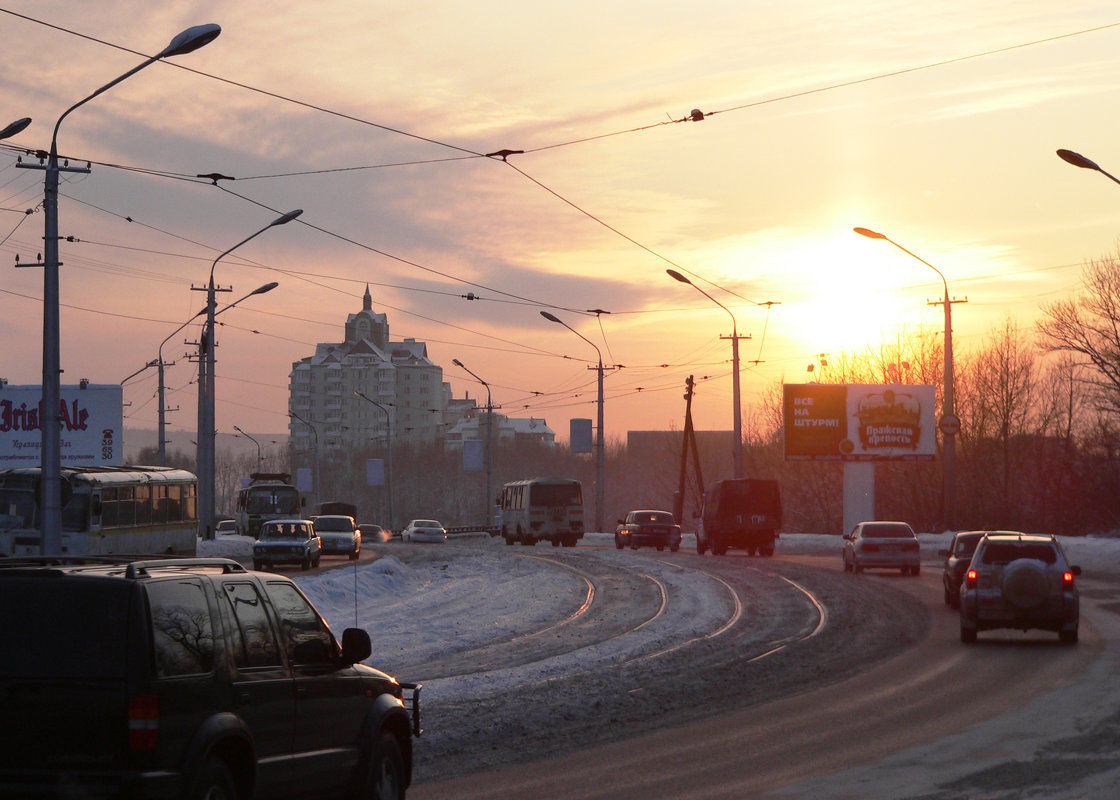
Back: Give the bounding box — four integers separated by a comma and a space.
1038, 250, 1120, 417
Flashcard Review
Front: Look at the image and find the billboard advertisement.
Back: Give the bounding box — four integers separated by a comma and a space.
0, 384, 123, 468
783, 384, 936, 461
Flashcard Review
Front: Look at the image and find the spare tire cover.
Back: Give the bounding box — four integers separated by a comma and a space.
1001, 559, 1050, 610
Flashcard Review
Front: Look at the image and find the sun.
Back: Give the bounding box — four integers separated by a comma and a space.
765, 230, 939, 357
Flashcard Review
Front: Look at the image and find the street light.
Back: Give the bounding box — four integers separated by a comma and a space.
666, 269, 745, 479
233, 426, 262, 473
354, 392, 395, 532
854, 227, 959, 530
1056, 149, 1120, 186
198, 212, 298, 540
453, 358, 494, 525
288, 409, 320, 512
540, 311, 607, 534
15, 23, 220, 555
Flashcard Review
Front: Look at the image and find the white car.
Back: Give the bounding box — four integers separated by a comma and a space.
313, 514, 361, 560
402, 519, 447, 543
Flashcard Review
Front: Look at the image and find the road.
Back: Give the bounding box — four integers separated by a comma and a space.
396, 540, 1120, 799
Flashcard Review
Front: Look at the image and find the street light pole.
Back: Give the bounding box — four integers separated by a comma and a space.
233, 426, 262, 473
14, 24, 220, 555
540, 312, 607, 533
354, 392, 395, 532
288, 409, 320, 513
666, 270, 746, 479
854, 227, 961, 530
197, 211, 298, 541
453, 359, 494, 525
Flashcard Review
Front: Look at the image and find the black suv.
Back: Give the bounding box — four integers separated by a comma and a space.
0, 556, 421, 799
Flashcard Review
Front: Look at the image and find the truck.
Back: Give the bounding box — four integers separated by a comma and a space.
695, 478, 782, 557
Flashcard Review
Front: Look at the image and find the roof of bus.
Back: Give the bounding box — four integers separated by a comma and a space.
0, 466, 197, 486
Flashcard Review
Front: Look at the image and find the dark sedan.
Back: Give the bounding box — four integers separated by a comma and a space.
939, 530, 992, 608
615, 510, 682, 552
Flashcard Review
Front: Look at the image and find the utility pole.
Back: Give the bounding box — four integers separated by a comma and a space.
675, 375, 705, 523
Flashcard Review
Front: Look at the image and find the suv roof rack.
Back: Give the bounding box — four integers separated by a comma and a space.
0, 555, 248, 578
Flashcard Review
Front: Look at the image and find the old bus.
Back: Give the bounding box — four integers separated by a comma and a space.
234, 472, 303, 538
498, 477, 584, 547
0, 465, 198, 557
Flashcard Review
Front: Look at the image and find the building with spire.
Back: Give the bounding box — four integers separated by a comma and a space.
288, 287, 451, 457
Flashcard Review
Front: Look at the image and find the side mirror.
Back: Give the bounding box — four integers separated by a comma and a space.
340, 627, 371, 665
843, 533, 853, 541
1071, 565, 1082, 576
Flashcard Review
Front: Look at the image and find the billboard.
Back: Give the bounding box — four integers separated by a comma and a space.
783, 384, 936, 461
0, 384, 123, 467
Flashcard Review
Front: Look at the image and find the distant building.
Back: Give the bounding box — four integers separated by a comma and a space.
445, 412, 556, 450
288, 287, 450, 454
288, 288, 555, 458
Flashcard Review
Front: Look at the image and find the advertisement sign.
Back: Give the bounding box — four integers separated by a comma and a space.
784, 384, 936, 461
0, 384, 123, 467
570, 418, 593, 453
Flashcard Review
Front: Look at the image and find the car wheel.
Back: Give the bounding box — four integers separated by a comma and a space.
960, 622, 977, 644
854, 563, 864, 574
670, 543, 679, 552
949, 589, 960, 610
943, 582, 952, 605
252, 559, 262, 571
747, 544, 758, 557
313, 556, 321, 568
1060, 627, 1078, 645
656, 544, 664, 551
912, 565, 921, 576
301, 555, 310, 571
615, 537, 624, 550
713, 537, 728, 556
350, 550, 360, 560
187, 757, 238, 800
363, 731, 405, 800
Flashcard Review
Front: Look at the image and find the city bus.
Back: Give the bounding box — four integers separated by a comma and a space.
0, 465, 198, 557
234, 472, 303, 538
498, 477, 584, 547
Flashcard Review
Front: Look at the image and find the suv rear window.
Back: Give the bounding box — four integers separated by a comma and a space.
980, 542, 1057, 565
0, 576, 130, 678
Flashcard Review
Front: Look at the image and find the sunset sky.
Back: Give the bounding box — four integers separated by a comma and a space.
2, 1, 1119, 446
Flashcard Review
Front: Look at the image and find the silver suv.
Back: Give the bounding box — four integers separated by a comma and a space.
959, 532, 1080, 644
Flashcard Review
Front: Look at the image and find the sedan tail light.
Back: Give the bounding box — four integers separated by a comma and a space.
1063, 571, 1075, 586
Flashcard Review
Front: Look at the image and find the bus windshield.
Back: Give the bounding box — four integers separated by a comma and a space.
246, 488, 300, 515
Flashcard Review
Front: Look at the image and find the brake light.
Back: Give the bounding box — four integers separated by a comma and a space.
1063, 571, 1075, 586
966, 568, 978, 588
128, 695, 159, 750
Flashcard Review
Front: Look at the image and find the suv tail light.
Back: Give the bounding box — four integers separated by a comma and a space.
128, 695, 159, 750
1063, 571, 1075, 586
966, 568, 978, 588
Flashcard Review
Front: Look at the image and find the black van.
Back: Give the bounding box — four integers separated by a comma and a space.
696, 479, 782, 556
0, 556, 420, 799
